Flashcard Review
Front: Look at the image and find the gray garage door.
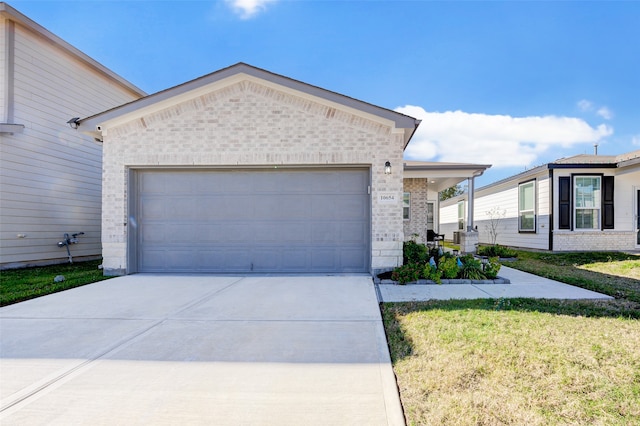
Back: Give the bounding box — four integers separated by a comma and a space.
133, 168, 370, 273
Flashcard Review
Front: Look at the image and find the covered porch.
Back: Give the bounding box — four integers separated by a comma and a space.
403, 161, 491, 253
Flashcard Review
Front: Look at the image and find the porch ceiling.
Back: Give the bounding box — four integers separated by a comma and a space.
403, 161, 492, 193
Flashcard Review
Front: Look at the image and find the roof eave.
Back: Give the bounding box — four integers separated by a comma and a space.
77, 63, 420, 135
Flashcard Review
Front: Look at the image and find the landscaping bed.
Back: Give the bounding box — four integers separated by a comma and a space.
383, 240, 508, 285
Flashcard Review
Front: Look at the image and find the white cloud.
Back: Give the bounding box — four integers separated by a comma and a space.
577, 99, 593, 111
596, 106, 613, 120
632, 135, 640, 146
396, 105, 613, 168
226, 0, 277, 19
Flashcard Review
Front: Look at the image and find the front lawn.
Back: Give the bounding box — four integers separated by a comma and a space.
506, 250, 640, 304
384, 250, 640, 424
0, 260, 109, 307
384, 300, 640, 425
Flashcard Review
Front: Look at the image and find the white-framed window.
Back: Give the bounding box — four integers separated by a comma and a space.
426, 202, 435, 230
574, 176, 601, 229
403, 192, 410, 220
457, 200, 465, 230
518, 180, 536, 232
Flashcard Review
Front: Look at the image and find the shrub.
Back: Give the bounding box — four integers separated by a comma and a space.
391, 263, 422, 284
403, 240, 428, 265
477, 244, 517, 258
483, 256, 501, 279
437, 256, 459, 279
459, 255, 486, 280
422, 264, 442, 284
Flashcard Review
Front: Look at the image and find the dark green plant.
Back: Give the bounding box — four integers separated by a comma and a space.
422, 264, 442, 284
391, 263, 422, 284
459, 255, 487, 280
483, 256, 501, 279
403, 240, 428, 265
477, 244, 517, 258
437, 256, 459, 279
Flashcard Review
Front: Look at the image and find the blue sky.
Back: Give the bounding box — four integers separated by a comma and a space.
11, 0, 640, 186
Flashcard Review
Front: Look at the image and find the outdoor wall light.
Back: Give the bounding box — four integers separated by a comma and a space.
384, 161, 392, 175
67, 117, 80, 129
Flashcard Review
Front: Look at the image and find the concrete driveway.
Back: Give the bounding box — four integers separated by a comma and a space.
0, 275, 404, 425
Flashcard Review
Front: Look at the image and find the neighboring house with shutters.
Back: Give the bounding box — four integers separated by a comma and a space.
76, 62, 490, 276
440, 150, 640, 252
0, 2, 145, 269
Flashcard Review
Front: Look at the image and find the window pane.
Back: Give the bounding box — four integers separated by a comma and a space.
576, 209, 599, 229
575, 177, 600, 208
427, 202, 434, 230
519, 182, 534, 210
520, 213, 535, 231
403, 193, 410, 220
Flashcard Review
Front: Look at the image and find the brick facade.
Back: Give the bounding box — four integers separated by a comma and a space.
100, 78, 407, 275
553, 231, 636, 251
402, 178, 430, 243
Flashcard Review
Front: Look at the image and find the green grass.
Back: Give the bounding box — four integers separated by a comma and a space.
383, 300, 640, 425
0, 260, 109, 306
506, 251, 640, 304
383, 251, 640, 425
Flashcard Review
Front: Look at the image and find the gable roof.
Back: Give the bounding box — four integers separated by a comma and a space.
0, 2, 146, 98
77, 62, 421, 146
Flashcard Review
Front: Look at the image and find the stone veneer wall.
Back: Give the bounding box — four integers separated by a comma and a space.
101, 79, 406, 275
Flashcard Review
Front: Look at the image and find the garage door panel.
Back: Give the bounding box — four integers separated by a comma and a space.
140, 173, 166, 194
215, 223, 253, 243
311, 249, 337, 270
139, 250, 166, 271
165, 198, 198, 220
135, 169, 369, 273
339, 171, 369, 192
163, 224, 197, 242
281, 250, 309, 271
340, 223, 368, 243
141, 224, 165, 243
312, 223, 339, 243
340, 248, 368, 270
140, 198, 165, 219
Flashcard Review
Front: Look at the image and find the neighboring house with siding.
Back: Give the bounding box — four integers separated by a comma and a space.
440, 150, 640, 252
0, 2, 145, 269
76, 63, 489, 276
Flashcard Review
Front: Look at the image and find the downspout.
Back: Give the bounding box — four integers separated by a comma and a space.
466, 170, 485, 232
548, 167, 554, 251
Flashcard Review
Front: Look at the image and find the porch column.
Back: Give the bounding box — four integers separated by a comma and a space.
467, 176, 475, 231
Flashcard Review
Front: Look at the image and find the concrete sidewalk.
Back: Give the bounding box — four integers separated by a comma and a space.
0, 275, 403, 426
378, 265, 614, 302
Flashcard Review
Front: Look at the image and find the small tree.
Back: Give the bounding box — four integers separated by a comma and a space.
485, 206, 506, 245
439, 184, 464, 201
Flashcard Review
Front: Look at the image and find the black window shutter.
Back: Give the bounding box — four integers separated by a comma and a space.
558, 176, 571, 229
602, 176, 614, 229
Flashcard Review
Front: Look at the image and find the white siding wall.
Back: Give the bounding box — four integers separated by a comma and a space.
445, 165, 640, 252
439, 196, 464, 242
552, 167, 639, 251
472, 172, 550, 250
0, 21, 141, 267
